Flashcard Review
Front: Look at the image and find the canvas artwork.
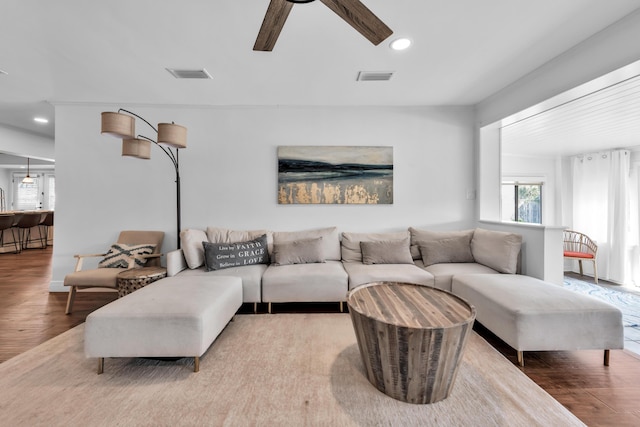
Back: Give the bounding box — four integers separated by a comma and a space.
278, 146, 393, 204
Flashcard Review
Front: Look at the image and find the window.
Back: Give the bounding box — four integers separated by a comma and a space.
501, 182, 542, 224
13, 173, 41, 210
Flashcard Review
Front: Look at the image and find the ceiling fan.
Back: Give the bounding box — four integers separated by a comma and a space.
253, 0, 393, 51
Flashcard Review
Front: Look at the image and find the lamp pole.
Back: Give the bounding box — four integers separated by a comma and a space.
118, 109, 182, 249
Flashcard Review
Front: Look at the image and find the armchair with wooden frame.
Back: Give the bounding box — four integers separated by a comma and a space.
563, 230, 598, 284
64, 230, 164, 314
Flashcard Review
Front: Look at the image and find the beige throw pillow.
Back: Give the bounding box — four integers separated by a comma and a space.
272, 237, 326, 266
360, 239, 414, 265
419, 236, 474, 266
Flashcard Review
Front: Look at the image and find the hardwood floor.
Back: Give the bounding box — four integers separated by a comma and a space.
2, 247, 640, 425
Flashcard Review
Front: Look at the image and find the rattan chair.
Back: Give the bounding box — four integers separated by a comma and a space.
63, 230, 164, 314
563, 230, 598, 284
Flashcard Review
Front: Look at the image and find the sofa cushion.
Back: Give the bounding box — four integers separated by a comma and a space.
409, 227, 475, 260
419, 236, 474, 267
202, 234, 269, 272
272, 227, 340, 261
341, 231, 409, 263
343, 262, 434, 290
262, 261, 348, 302
416, 260, 498, 292
470, 228, 522, 274
360, 239, 413, 265
174, 264, 266, 304
272, 237, 326, 266
98, 243, 156, 269
180, 228, 208, 269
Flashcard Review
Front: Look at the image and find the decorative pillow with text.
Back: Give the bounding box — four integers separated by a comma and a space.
202, 234, 269, 271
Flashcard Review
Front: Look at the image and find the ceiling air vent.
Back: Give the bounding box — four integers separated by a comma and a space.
166, 68, 212, 79
356, 71, 394, 82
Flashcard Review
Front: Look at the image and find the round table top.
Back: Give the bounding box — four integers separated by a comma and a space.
347, 281, 475, 329
116, 266, 167, 280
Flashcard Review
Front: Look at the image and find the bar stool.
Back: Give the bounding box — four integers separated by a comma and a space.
16, 212, 45, 251
42, 211, 54, 246
0, 213, 20, 254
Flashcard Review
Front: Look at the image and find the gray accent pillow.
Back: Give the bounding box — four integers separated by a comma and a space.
419, 236, 474, 266
341, 231, 410, 263
272, 237, 326, 266
202, 234, 269, 271
470, 228, 522, 274
360, 239, 414, 265
409, 227, 475, 260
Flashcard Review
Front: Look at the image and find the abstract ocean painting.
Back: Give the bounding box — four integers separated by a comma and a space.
278, 146, 393, 204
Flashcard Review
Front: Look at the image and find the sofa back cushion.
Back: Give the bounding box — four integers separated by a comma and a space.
470, 228, 522, 274
272, 227, 340, 261
180, 228, 208, 269
409, 227, 475, 261
341, 231, 410, 263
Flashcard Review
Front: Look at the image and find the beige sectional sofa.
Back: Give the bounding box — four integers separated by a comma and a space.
87, 224, 623, 371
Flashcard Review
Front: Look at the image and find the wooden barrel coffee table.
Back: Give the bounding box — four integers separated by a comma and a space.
347, 282, 476, 404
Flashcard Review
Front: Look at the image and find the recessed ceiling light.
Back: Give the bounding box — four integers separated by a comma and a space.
34, 117, 49, 124
390, 38, 411, 51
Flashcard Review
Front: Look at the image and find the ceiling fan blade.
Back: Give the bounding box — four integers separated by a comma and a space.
319, 0, 392, 46
253, 0, 294, 51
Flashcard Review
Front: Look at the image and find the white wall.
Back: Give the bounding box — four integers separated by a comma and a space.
51, 105, 476, 290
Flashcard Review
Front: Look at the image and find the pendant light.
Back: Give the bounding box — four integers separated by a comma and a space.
22, 158, 34, 184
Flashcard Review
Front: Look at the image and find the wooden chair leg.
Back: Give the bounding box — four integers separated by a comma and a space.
593, 259, 599, 284
65, 286, 77, 315
604, 349, 610, 366
578, 259, 584, 276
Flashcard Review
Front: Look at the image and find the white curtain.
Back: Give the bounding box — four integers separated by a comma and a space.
571, 149, 630, 284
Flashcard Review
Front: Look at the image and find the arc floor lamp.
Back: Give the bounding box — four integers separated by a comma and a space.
101, 109, 186, 249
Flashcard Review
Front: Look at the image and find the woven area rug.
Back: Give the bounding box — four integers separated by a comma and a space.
0, 313, 583, 426
563, 277, 640, 327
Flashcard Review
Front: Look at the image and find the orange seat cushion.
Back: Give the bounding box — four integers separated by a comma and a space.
564, 251, 594, 259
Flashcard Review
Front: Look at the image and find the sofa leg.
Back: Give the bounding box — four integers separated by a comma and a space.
253, 302, 257, 314
604, 349, 610, 366
194, 356, 200, 373
268, 302, 272, 314
517, 351, 524, 367
97, 357, 104, 374
339, 301, 344, 312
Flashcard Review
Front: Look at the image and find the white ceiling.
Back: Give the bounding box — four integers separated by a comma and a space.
1, 0, 640, 152
502, 62, 640, 157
